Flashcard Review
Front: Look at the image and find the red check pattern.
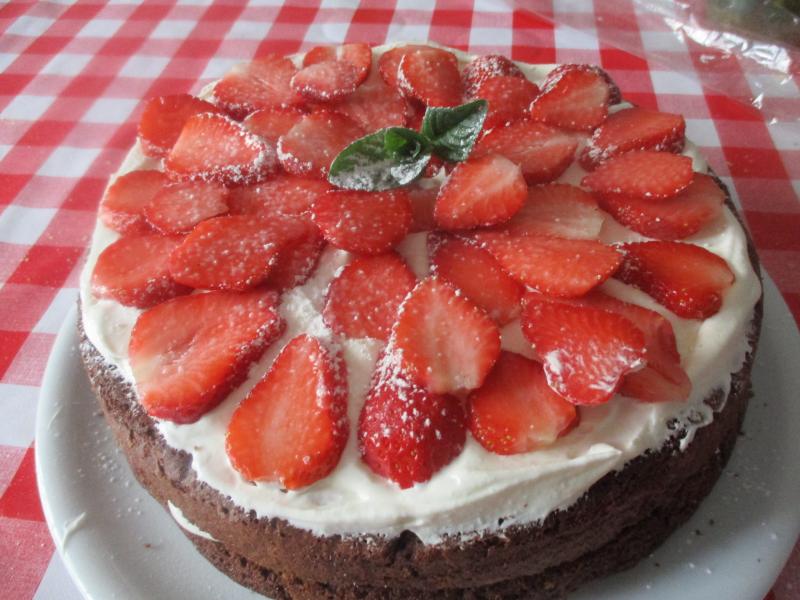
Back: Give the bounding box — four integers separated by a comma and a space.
1, 1, 798, 598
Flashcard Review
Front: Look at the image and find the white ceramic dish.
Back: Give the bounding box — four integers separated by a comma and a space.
36, 275, 800, 600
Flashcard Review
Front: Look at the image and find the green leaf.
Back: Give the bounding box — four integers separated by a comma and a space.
328, 127, 431, 191
421, 99, 488, 162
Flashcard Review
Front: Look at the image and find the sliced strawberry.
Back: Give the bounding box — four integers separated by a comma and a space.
407, 183, 439, 232
615, 241, 735, 319
91, 234, 190, 308
477, 233, 622, 297
358, 351, 466, 489
166, 113, 278, 186
99, 170, 168, 235
226, 334, 348, 490
544, 64, 622, 105
213, 55, 304, 118
462, 54, 526, 98
265, 219, 325, 292
529, 64, 612, 131
168, 215, 305, 291
277, 111, 365, 179
138, 94, 224, 159
227, 174, 332, 220
323, 253, 416, 341
581, 107, 685, 169
468, 352, 578, 454
129, 290, 284, 424
243, 107, 307, 145
328, 69, 410, 132
397, 47, 462, 107
291, 60, 363, 102
497, 183, 604, 240
473, 120, 577, 184
581, 151, 693, 200
429, 236, 523, 325
303, 43, 372, 78
521, 295, 646, 405
311, 189, 412, 254
598, 172, 724, 240
378, 44, 433, 90
392, 277, 501, 394
475, 75, 540, 130
144, 180, 229, 235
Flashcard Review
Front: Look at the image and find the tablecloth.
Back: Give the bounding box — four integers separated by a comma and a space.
0, 1, 798, 598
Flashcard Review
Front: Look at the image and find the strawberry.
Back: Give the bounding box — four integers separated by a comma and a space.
462, 54, 526, 98
213, 55, 304, 119
429, 235, 523, 325
407, 183, 439, 232
226, 334, 348, 490
323, 253, 416, 341
392, 277, 501, 394
477, 233, 622, 297
144, 180, 229, 235
291, 60, 364, 102
496, 183, 604, 240
615, 241, 735, 319
377, 44, 433, 90
358, 351, 466, 489
303, 43, 372, 79
311, 189, 412, 255
265, 219, 325, 292
580, 106, 685, 169
581, 151, 694, 200
277, 111, 365, 179
243, 107, 307, 145
474, 75, 540, 130
544, 64, 622, 105
434, 153, 527, 230
473, 120, 577, 184
397, 47, 462, 107
99, 170, 168, 235
91, 234, 190, 308
529, 64, 613, 131
521, 295, 646, 405
597, 172, 724, 240
166, 113, 278, 186
226, 175, 332, 220
138, 94, 224, 159
129, 290, 284, 423
328, 69, 411, 132
168, 215, 306, 291
468, 352, 578, 454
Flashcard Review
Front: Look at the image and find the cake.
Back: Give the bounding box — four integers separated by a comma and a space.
78, 43, 763, 599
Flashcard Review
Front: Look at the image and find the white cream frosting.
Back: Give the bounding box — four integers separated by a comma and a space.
78, 45, 761, 545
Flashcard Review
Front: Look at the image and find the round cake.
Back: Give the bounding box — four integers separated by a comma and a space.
78, 43, 763, 599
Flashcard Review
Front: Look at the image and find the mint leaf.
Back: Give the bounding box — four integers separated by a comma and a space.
421, 100, 488, 162
328, 127, 431, 191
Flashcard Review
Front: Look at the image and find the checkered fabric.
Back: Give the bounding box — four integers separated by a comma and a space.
1, 1, 798, 598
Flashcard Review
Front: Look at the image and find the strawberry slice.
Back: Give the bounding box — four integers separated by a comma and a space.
521, 295, 646, 405
144, 180, 229, 235
358, 351, 466, 489
138, 94, 224, 159
615, 241, 735, 319
168, 215, 305, 291
529, 64, 613, 131
166, 113, 278, 186
323, 253, 416, 341
328, 69, 410, 132
468, 352, 578, 454
473, 120, 577, 184
91, 234, 190, 308
226, 334, 348, 490
227, 175, 332, 220
212, 55, 304, 119
392, 277, 501, 394
475, 75, 540, 130
477, 233, 622, 297
265, 219, 325, 292
243, 107, 307, 145
311, 189, 412, 254
496, 183, 604, 240
582, 151, 694, 200
397, 47, 462, 107
291, 61, 363, 102
303, 43, 372, 78
434, 153, 527, 230
407, 183, 439, 232
462, 54, 526, 98
129, 290, 284, 423
377, 44, 433, 90
545, 64, 622, 105
277, 111, 365, 179
580, 107, 685, 169
99, 170, 168, 235
429, 236, 523, 325
597, 172, 724, 240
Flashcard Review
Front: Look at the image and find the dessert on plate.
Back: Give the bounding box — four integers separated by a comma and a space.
78, 42, 763, 599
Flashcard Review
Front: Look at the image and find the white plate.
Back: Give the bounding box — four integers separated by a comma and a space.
36, 275, 800, 600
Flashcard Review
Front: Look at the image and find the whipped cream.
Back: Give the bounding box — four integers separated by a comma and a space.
78, 44, 761, 544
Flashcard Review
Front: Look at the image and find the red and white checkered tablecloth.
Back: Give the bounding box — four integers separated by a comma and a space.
1, 1, 798, 598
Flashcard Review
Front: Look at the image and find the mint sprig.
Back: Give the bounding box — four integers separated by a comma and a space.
421, 99, 488, 162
